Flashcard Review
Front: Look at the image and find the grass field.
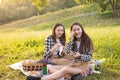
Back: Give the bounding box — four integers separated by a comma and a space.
0, 4, 120, 80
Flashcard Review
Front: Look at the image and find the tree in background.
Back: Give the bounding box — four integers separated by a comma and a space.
93, 0, 120, 17
109, 0, 119, 17
29, 0, 48, 10
41, 0, 76, 13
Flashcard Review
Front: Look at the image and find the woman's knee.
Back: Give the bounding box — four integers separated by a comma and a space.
61, 66, 71, 73
48, 67, 58, 74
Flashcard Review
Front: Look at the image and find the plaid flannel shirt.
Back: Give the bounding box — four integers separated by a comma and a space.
44, 36, 55, 58
65, 41, 92, 62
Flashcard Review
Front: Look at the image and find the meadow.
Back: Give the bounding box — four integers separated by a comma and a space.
0, 4, 120, 80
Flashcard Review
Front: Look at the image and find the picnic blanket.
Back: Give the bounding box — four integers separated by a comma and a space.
9, 60, 42, 77
9, 61, 65, 80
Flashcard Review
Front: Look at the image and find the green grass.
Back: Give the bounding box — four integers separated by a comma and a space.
0, 27, 120, 80
0, 3, 120, 80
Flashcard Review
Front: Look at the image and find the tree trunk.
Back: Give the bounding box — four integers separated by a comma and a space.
110, 0, 117, 17
115, 0, 118, 15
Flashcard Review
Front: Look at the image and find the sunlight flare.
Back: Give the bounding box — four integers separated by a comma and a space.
0, 0, 1, 4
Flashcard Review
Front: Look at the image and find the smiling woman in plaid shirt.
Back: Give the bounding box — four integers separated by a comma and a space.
65, 22, 93, 62
44, 23, 66, 58
42, 23, 73, 65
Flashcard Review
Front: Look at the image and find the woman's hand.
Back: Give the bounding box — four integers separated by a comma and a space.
72, 52, 80, 58
79, 62, 89, 76
74, 52, 80, 58
50, 43, 62, 53
54, 43, 62, 50
61, 46, 65, 54
70, 31, 75, 41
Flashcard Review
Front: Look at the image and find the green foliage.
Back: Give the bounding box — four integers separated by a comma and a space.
42, 0, 76, 13
0, 27, 120, 80
29, 0, 48, 10
74, 0, 120, 17
74, 0, 94, 4
98, 11, 113, 18
93, 0, 110, 12
93, 0, 120, 17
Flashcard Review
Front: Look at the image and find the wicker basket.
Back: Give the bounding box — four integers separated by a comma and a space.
22, 60, 43, 71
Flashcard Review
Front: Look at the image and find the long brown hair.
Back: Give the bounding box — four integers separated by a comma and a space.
51, 23, 66, 46
70, 22, 93, 54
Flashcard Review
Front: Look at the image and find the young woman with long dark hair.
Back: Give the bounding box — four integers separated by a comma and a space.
42, 23, 72, 65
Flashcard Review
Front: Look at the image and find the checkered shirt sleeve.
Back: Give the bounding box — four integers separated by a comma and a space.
74, 46, 92, 62
65, 41, 75, 54
44, 36, 54, 58
65, 41, 92, 62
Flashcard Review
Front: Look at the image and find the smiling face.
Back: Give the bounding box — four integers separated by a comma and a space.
55, 26, 64, 38
72, 25, 82, 39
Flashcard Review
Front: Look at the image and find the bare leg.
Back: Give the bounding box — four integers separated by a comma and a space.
48, 65, 65, 73
41, 66, 82, 80
48, 66, 71, 79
